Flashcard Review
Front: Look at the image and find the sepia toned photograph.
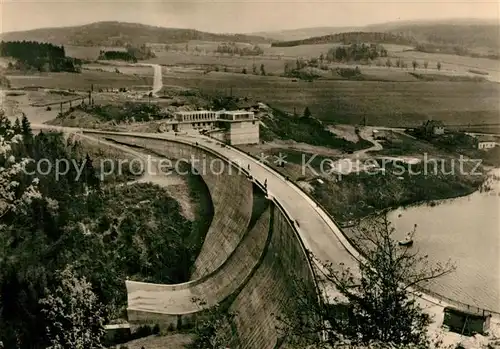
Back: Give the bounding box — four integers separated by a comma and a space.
0, 1, 499, 348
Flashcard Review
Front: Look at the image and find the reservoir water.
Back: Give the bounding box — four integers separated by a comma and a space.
389, 169, 500, 313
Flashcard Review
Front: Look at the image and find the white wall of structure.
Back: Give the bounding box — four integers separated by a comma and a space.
229, 121, 259, 145
478, 142, 498, 150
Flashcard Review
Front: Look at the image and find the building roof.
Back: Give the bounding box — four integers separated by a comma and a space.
424, 120, 445, 127
220, 110, 254, 115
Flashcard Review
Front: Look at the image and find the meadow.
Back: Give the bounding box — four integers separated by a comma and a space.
83, 63, 154, 76
390, 50, 500, 82
159, 68, 500, 127
5, 69, 153, 91
146, 51, 290, 75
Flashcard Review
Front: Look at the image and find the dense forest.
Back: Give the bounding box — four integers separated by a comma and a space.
0, 113, 207, 348
271, 31, 417, 47
98, 50, 138, 62
214, 43, 264, 56
98, 44, 156, 62
325, 43, 388, 62
0, 41, 82, 72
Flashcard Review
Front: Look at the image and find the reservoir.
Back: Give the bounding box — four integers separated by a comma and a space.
389, 169, 500, 313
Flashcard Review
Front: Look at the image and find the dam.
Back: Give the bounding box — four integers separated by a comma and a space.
84, 131, 318, 348
42, 126, 498, 347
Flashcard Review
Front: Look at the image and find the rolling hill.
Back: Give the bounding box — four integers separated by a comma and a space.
259, 19, 499, 55
0, 21, 271, 47
364, 19, 500, 52
252, 26, 360, 42
270, 31, 417, 47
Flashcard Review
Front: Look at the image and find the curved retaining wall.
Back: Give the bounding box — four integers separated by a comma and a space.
125, 203, 271, 325
84, 133, 254, 279
83, 132, 317, 348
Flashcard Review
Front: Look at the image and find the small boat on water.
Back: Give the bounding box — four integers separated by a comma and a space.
398, 236, 414, 247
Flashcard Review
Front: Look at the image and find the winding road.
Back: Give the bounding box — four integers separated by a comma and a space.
136, 63, 163, 97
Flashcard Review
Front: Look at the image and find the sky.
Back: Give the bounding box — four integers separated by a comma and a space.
1, 0, 499, 34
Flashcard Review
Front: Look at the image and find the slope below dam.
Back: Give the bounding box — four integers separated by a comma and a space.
85, 132, 317, 348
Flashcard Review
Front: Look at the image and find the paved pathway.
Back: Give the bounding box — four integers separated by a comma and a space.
136, 63, 163, 97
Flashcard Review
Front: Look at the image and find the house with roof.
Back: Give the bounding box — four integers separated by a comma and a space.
422, 120, 445, 137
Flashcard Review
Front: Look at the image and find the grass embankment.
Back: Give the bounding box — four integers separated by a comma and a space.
368, 130, 436, 157
261, 107, 372, 152
48, 101, 170, 130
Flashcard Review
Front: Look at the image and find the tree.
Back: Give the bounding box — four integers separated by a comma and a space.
319, 53, 325, 63
82, 153, 100, 190
188, 299, 237, 349
13, 118, 21, 134
242, 68, 247, 74
252, 63, 257, 74
0, 112, 39, 220
39, 267, 105, 349
423, 61, 429, 69
412, 60, 418, 70
260, 63, 266, 76
20, 114, 32, 138
385, 58, 392, 68
303, 106, 312, 118
437, 62, 442, 71
278, 213, 454, 348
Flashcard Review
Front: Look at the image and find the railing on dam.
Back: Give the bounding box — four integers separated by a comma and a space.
228, 143, 500, 319
79, 129, 499, 318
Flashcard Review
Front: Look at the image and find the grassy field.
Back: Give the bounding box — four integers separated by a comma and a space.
83, 63, 154, 76
389, 50, 500, 81
5, 69, 153, 91
159, 69, 500, 127
146, 51, 291, 75
153, 41, 414, 60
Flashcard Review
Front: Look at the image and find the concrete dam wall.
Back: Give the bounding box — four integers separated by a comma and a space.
229, 199, 318, 349
83, 132, 317, 348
